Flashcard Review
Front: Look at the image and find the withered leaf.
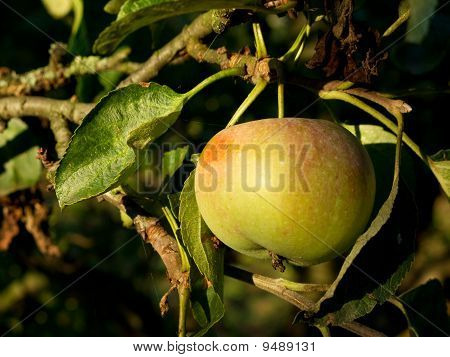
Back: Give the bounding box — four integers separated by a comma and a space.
307, 0, 387, 83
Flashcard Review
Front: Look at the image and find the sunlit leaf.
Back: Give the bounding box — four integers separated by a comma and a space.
179, 171, 224, 291
179, 171, 225, 334
428, 149, 450, 198
93, 0, 288, 54
312, 118, 406, 323
162, 145, 188, 181
343, 124, 396, 145
104, 0, 128, 14
55, 83, 185, 207
344, 124, 417, 207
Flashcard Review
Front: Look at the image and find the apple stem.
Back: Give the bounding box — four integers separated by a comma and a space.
177, 284, 189, 337
278, 82, 285, 118
275, 62, 285, 118
252, 23, 268, 59
279, 22, 310, 62
382, 7, 411, 38
161, 206, 191, 337
226, 79, 268, 127
183, 67, 244, 101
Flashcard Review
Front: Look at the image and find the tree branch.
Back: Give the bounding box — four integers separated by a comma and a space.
102, 191, 186, 314
225, 265, 386, 337
338, 321, 386, 337
118, 10, 230, 87
0, 48, 138, 97
0, 96, 93, 124
49, 114, 72, 158
225, 265, 317, 311
185, 39, 275, 83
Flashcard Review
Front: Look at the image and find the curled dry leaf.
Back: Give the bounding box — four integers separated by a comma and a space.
159, 284, 176, 317
343, 87, 413, 114
306, 0, 387, 83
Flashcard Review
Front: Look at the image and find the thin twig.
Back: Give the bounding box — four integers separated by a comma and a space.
118, 11, 226, 87
338, 321, 386, 337
225, 265, 316, 311
186, 39, 274, 84
225, 265, 386, 337
0, 48, 137, 96
48, 114, 72, 158
383, 8, 411, 37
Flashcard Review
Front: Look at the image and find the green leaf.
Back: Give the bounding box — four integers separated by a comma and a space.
344, 124, 417, 208
400, 279, 450, 336
311, 184, 416, 326
93, 0, 283, 54
343, 124, 396, 145
99, 70, 123, 92
345, 125, 448, 199
55, 83, 185, 207
180, 171, 224, 291
405, 0, 438, 44
428, 149, 450, 198
179, 170, 225, 334
104, 0, 128, 14
162, 145, 188, 181
167, 192, 181, 219
311, 118, 406, 324
0, 118, 42, 196
190, 285, 225, 336
68, 3, 90, 55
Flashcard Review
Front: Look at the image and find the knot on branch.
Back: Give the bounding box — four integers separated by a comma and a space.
186, 40, 276, 83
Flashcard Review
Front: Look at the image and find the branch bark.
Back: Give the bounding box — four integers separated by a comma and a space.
118, 10, 227, 87
225, 265, 386, 337
0, 96, 93, 124
49, 114, 72, 158
102, 191, 186, 315
0, 48, 138, 97
185, 40, 274, 83
338, 321, 386, 337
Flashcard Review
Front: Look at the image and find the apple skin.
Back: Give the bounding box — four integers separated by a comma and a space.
195, 118, 376, 266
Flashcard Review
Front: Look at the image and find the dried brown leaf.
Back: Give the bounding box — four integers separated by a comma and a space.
306, 0, 387, 83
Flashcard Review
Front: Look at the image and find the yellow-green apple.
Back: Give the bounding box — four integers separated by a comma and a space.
195, 118, 376, 266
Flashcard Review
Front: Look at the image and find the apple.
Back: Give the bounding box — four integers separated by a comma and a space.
195, 118, 376, 266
